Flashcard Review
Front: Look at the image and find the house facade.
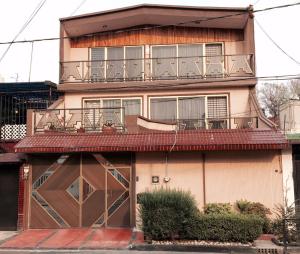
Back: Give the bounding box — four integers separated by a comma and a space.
16, 5, 288, 229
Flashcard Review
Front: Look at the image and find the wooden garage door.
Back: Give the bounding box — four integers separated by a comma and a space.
30, 153, 131, 228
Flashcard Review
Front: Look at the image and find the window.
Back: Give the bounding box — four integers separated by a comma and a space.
178, 97, 205, 120
125, 47, 143, 80
90, 46, 143, 81
91, 48, 105, 82
207, 96, 228, 129
84, 98, 141, 131
152, 45, 177, 79
84, 98, 141, 117
150, 96, 206, 122
149, 95, 227, 129
178, 44, 203, 78
207, 96, 227, 119
107, 47, 124, 81
150, 98, 177, 120
205, 44, 223, 76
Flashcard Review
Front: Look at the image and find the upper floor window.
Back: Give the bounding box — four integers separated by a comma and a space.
151, 43, 223, 80
91, 46, 143, 82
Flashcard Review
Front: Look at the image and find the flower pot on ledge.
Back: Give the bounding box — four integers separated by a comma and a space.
77, 127, 85, 133
102, 126, 117, 134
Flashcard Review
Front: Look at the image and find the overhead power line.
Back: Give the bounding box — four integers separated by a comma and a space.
67, 73, 300, 93
0, 0, 47, 63
70, 0, 88, 16
0, 2, 299, 46
255, 19, 300, 66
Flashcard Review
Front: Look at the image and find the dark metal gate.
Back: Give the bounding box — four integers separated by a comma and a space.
0, 164, 19, 230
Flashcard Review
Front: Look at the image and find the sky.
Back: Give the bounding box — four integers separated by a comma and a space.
0, 0, 300, 83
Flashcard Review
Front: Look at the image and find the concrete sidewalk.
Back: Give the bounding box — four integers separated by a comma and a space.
0, 229, 143, 250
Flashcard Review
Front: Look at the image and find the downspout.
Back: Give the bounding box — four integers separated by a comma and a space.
202, 153, 206, 206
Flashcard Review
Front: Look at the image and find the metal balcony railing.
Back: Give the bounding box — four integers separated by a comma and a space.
161, 117, 259, 130
33, 108, 259, 134
34, 108, 126, 134
60, 54, 254, 83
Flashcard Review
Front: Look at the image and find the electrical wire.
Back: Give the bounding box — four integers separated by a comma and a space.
0, 0, 47, 63
0, 2, 299, 46
70, 0, 88, 16
66, 73, 300, 93
255, 19, 300, 66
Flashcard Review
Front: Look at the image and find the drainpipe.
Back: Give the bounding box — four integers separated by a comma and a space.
202, 153, 206, 206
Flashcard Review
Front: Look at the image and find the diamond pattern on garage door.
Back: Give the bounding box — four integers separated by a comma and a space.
30, 153, 131, 228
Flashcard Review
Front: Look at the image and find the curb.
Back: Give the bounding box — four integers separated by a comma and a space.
130, 243, 257, 253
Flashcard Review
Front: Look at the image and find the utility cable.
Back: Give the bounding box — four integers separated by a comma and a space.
70, 0, 88, 16
70, 73, 300, 93
0, 0, 47, 63
0, 2, 299, 46
255, 19, 300, 66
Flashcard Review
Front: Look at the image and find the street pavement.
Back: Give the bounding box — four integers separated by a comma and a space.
0, 250, 236, 254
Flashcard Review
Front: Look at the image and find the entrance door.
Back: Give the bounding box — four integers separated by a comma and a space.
0, 164, 19, 230
30, 153, 131, 228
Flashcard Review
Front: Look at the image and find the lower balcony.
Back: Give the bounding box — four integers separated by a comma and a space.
33, 108, 259, 134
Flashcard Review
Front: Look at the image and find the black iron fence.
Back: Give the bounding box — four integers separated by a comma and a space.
0, 87, 61, 141
60, 54, 254, 83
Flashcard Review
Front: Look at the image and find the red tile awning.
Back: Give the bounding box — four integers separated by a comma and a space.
14, 129, 288, 153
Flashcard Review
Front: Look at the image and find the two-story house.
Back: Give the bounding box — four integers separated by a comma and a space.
16, 5, 288, 229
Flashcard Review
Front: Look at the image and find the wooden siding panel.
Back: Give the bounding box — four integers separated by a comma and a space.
71, 27, 244, 48
30, 199, 60, 229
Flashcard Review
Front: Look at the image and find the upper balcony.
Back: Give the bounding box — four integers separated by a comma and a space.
60, 53, 254, 84
59, 5, 255, 87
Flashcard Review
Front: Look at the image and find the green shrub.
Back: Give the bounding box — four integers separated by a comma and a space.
204, 203, 232, 215
236, 199, 251, 213
185, 214, 264, 243
235, 200, 271, 233
138, 188, 199, 240
139, 189, 264, 243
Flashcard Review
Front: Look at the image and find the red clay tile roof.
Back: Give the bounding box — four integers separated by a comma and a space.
15, 129, 288, 153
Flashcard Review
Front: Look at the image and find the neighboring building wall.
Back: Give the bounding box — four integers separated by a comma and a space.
280, 100, 300, 133
136, 150, 284, 212
281, 148, 295, 207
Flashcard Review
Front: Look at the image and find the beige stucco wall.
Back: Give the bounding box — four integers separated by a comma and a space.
205, 151, 283, 210
135, 150, 284, 212
136, 152, 204, 207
